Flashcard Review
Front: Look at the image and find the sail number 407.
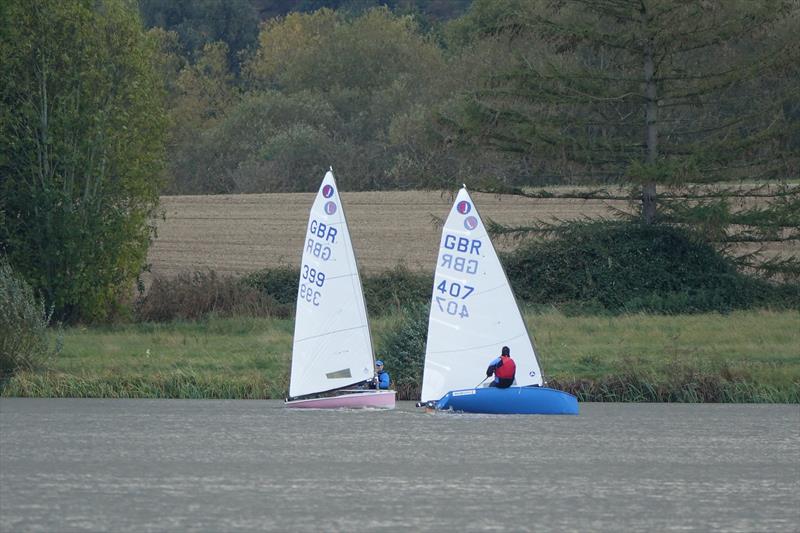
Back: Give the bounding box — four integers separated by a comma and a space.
435, 279, 473, 318
436, 280, 473, 299
435, 297, 469, 318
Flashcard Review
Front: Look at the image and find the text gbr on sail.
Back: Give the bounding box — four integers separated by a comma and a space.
306, 219, 337, 261
441, 233, 480, 275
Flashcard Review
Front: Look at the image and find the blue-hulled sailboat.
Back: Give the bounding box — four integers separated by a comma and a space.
419, 187, 578, 415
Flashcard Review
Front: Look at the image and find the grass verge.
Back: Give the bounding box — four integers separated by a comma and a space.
2, 310, 797, 402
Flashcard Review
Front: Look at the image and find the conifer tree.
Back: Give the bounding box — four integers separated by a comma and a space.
447, 0, 799, 276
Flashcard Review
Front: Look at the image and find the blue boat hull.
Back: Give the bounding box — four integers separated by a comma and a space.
434, 386, 579, 415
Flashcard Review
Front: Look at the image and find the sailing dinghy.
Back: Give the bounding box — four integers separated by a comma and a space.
419, 187, 578, 415
285, 169, 395, 409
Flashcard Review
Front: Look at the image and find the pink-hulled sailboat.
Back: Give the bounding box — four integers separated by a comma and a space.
284, 169, 396, 409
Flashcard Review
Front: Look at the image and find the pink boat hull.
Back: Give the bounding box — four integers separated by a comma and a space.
284, 390, 396, 409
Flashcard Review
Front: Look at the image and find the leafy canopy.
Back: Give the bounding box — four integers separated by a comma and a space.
0, 0, 167, 323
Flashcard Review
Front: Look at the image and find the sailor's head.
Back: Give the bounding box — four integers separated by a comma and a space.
501, 346, 510, 357
375, 360, 384, 370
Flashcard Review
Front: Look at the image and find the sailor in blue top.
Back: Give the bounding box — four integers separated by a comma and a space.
368, 360, 390, 390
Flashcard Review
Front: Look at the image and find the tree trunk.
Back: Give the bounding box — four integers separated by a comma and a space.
642, 6, 658, 224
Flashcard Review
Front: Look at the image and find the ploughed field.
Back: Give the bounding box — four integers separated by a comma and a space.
148, 189, 797, 276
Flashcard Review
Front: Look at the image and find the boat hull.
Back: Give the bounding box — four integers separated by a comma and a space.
285, 390, 396, 409
434, 386, 578, 415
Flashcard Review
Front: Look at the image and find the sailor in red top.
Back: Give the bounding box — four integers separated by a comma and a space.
486, 346, 516, 388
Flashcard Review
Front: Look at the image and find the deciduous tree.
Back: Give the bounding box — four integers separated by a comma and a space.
0, 0, 167, 322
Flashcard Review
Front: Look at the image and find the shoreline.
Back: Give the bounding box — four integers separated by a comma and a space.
3, 310, 798, 403
3, 372, 797, 403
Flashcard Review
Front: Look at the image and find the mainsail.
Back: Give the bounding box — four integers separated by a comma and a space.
289, 170, 374, 398
420, 187, 543, 402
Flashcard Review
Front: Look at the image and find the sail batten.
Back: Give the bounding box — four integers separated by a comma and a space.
294, 324, 370, 344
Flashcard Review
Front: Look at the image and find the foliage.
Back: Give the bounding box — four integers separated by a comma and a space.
555, 372, 799, 403
135, 271, 289, 322
169, 90, 338, 193
375, 304, 429, 399
362, 266, 432, 316
139, 0, 260, 72
242, 267, 300, 306
2, 370, 288, 399
438, 0, 800, 273
0, 260, 58, 377
0, 0, 167, 323
138, 0, 468, 74
502, 221, 800, 313
445, 0, 799, 187
152, 37, 242, 194
215, 7, 449, 192
137, 230, 800, 322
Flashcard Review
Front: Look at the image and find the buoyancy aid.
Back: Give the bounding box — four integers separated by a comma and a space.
495, 356, 516, 379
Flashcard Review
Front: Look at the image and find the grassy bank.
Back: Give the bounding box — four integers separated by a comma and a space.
2, 310, 798, 402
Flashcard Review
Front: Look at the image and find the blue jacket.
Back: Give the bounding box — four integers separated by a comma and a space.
376, 370, 390, 389
486, 357, 502, 384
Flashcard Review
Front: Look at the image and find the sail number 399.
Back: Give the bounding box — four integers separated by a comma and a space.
299, 284, 320, 305
302, 265, 325, 287
299, 266, 325, 306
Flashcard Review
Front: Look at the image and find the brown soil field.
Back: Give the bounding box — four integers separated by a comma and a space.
147, 190, 798, 277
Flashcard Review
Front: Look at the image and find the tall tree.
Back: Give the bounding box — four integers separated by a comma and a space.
0, 0, 167, 322
447, 0, 799, 220
441, 0, 799, 277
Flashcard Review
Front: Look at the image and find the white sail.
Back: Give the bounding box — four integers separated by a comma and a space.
420, 188, 543, 402
289, 171, 374, 398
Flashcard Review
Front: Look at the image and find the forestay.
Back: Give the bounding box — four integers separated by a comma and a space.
420, 187, 543, 402
289, 171, 374, 398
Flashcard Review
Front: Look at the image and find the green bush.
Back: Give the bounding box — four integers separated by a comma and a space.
135, 271, 290, 322
502, 221, 799, 313
242, 267, 300, 305
362, 266, 432, 316
376, 304, 429, 400
0, 261, 57, 377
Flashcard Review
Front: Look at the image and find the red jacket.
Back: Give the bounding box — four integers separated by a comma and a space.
495, 355, 516, 379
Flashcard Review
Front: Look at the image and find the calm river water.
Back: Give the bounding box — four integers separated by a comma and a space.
1, 399, 798, 532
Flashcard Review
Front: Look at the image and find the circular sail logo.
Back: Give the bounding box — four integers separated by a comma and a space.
457, 201, 471, 215
322, 184, 335, 198
464, 216, 478, 230
529, 371, 537, 377
324, 201, 337, 215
